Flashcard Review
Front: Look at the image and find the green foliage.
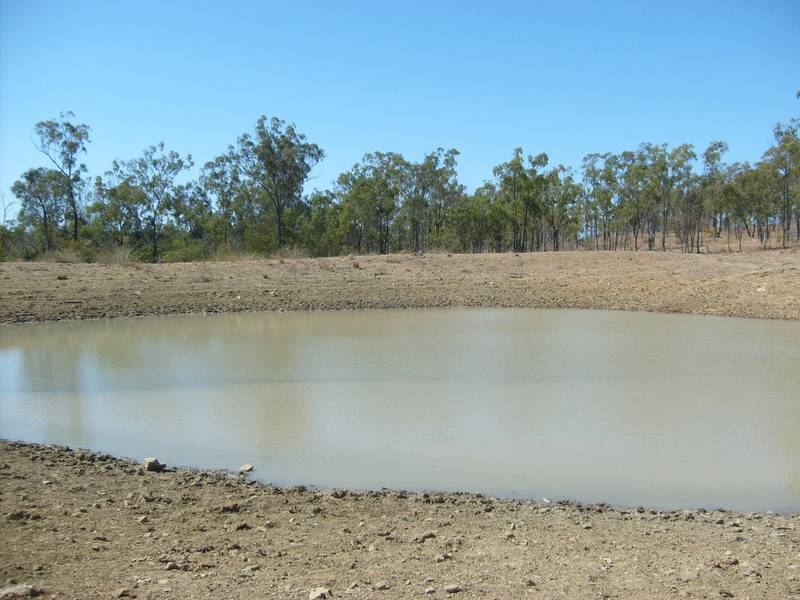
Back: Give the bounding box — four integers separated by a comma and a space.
7, 112, 800, 262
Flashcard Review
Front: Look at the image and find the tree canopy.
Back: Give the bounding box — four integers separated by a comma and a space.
3, 112, 799, 262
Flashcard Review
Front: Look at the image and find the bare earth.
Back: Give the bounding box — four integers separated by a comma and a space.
2, 250, 800, 599
1, 249, 799, 324
2, 441, 799, 600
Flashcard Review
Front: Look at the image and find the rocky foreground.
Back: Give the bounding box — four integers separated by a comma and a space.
1, 249, 799, 324
1, 441, 798, 599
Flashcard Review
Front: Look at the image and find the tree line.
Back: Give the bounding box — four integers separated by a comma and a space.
2, 111, 798, 262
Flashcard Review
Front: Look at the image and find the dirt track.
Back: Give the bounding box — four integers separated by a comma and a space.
1, 249, 799, 323
2, 441, 799, 600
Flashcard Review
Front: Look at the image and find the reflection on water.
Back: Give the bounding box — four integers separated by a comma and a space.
1, 308, 798, 512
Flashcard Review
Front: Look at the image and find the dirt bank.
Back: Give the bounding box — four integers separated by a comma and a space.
1, 249, 799, 323
1, 441, 798, 600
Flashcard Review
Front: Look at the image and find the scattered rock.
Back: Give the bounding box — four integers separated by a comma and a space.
113, 589, 134, 598
238, 464, 253, 473
0, 585, 44, 599
373, 581, 390, 590
308, 588, 331, 600
5, 511, 30, 521
445, 584, 461, 594
424, 588, 436, 595
414, 531, 437, 543
142, 458, 165, 473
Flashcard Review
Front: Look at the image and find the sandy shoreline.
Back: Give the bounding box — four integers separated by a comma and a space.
1, 250, 799, 324
1, 440, 798, 599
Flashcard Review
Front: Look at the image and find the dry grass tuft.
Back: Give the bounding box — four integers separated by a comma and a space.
36, 248, 81, 263
95, 246, 136, 266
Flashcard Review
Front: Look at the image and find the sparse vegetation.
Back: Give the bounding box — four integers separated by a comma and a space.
4, 113, 799, 262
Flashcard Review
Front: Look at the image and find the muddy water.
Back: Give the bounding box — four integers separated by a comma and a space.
1, 308, 798, 511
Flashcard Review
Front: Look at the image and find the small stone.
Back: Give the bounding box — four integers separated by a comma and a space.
373, 581, 389, 590
240, 565, 260, 577
164, 562, 179, 570
0, 584, 45, 598
114, 589, 134, 598
582, 523, 593, 530
238, 464, 254, 473
445, 584, 461, 594
309, 588, 331, 600
136, 516, 148, 524
424, 588, 436, 595
414, 531, 437, 543
142, 458, 165, 473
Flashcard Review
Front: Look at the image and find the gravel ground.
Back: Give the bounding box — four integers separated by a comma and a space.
2, 441, 799, 600
1, 249, 799, 324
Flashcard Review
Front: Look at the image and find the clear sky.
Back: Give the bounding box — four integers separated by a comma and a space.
1, 0, 798, 205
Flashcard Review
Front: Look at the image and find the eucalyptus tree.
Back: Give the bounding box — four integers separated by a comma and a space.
736, 162, 780, 247
543, 167, 581, 251
582, 153, 617, 250
398, 148, 463, 252
33, 112, 90, 242
337, 152, 402, 254
105, 143, 193, 262
670, 144, 698, 252
763, 119, 800, 247
721, 163, 750, 252
11, 168, 66, 251
299, 191, 343, 256
235, 116, 324, 248
493, 149, 548, 252
614, 149, 649, 250
701, 141, 729, 240
88, 177, 147, 248
199, 150, 243, 249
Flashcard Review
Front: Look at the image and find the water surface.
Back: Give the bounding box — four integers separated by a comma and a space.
1, 308, 798, 511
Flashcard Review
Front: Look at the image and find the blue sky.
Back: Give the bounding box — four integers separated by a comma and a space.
1, 0, 798, 207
